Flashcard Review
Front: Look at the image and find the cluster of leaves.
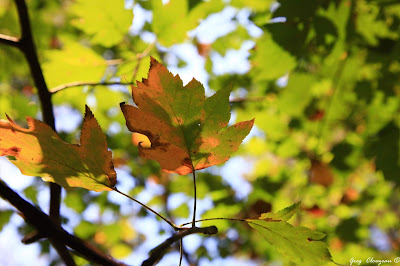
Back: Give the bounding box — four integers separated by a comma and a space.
1, 0, 399, 265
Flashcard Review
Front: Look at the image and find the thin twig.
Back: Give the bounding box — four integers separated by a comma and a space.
50, 81, 131, 94
0, 33, 20, 47
162, 176, 196, 265
141, 226, 218, 266
191, 170, 197, 228
180, 217, 247, 227
0, 179, 126, 266
113, 187, 180, 230
179, 239, 183, 266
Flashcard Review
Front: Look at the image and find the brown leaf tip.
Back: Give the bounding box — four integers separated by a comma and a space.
84, 105, 94, 119
149, 56, 159, 67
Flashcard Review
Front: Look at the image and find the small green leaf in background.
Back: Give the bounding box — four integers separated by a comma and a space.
247, 203, 333, 265
44, 40, 106, 89
230, 0, 273, 12
151, 0, 223, 47
0, 210, 13, 230
252, 34, 297, 81
70, 0, 133, 47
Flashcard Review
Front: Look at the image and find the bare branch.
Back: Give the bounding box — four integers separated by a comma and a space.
15, 0, 56, 129
142, 226, 218, 266
0, 33, 20, 47
50, 81, 131, 94
0, 179, 127, 266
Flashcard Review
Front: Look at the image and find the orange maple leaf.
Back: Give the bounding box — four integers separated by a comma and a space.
0, 106, 116, 191
121, 57, 254, 175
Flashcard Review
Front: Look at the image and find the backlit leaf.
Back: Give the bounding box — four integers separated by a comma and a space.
0, 106, 116, 191
120, 57, 254, 175
70, 0, 133, 47
44, 40, 107, 89
252, 34, 297, 81
247, 203, 333, 265
151, 0, 223, 47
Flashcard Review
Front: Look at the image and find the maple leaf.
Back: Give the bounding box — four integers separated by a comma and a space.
246, 203, 333, 265
120, 57, 254, 175
0, 106, 116, 192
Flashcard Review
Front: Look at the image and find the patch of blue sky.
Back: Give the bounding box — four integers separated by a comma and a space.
107, 121, 122, 135
129, 3, 152, 36
211, 40, 253, 75
219, 157, 254, 199
0, 216, 50, 266
370, 226, 392, 251
54, 105, 82, 133
189, 7, 238, 43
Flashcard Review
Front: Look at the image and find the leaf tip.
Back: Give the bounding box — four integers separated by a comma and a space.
149, 56, 159, 67
84, 105, 94, 119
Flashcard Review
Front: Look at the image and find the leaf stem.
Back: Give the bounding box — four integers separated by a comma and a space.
113, 187, 180, 230
181, 217, 248, 227
191, 170, 197, 228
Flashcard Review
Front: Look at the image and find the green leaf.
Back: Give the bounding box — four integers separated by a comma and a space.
247, 203, 332, 265
44, 40, 107, 89
70, 0, 133, 47
0, 106, 117, 192
365, 122, 400, 184
259, 202, 300, 221
171, 203, 190, 218
74, 220, 97, 238
151, 0, 223, 47
212, 26, 250, 56
278, 73, 315, 116
0, 210, 13, 230
230, 0, 273, 12
252, 34, 297, 81
120, 58, 254, 175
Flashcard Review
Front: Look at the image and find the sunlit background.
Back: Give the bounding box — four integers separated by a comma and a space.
1, 0, 399, 265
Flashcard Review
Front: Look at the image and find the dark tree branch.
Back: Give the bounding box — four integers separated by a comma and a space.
0, 33, 20, 47
0, 179, 127, 266
14, 0, 55, 130
1, 0, 64, 262
142, 226, 218, 266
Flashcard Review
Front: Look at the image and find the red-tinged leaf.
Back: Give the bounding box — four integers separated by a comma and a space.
120, 57, 254, 175
0, 106, 116, 192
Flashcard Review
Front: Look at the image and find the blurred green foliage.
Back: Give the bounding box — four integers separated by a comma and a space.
0, 0, 399, 265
